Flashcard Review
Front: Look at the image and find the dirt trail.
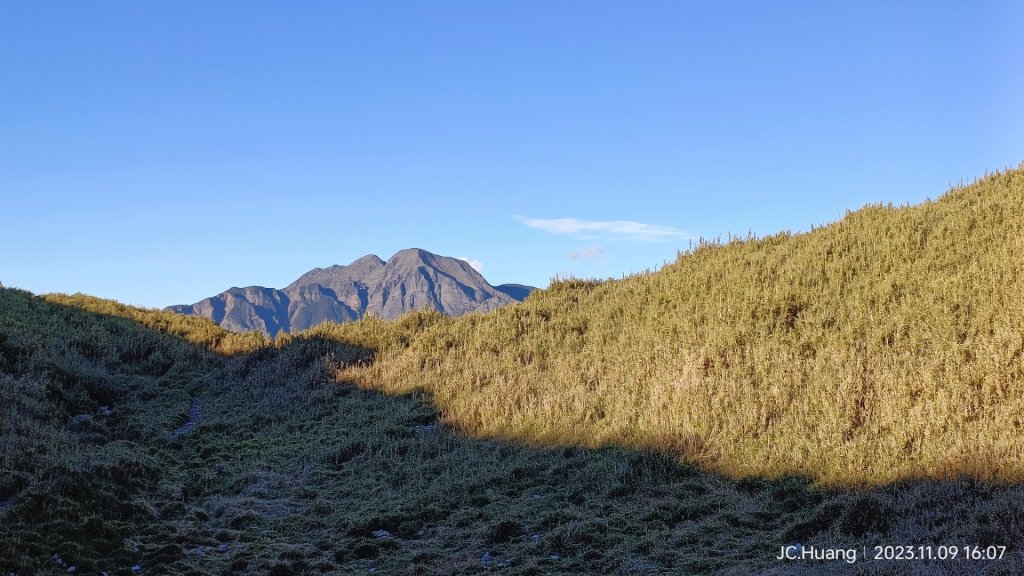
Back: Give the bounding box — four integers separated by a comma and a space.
172, 398, 202, 438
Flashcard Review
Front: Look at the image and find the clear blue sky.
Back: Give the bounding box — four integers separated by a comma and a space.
2, 2, 1021, 308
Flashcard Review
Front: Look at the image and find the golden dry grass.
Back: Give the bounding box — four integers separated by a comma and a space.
320, 166, 1024, 485
42, 292, 269, 355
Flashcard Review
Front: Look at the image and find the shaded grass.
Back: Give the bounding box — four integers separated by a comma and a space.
5, 165, 1024, 573
4, 288, 1024, 574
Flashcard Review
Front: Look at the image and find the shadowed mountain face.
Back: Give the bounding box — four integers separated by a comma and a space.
167, 249, 535, 337
494, 283, 537, 302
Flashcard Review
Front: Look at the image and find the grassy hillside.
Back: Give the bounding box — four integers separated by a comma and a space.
4, 166, 1024, 574
42, 292, 270, 354
0, 288, 367, 573
325, 167, 1024, 485
6, 158, 1024, 569
6, 287, 1024, 575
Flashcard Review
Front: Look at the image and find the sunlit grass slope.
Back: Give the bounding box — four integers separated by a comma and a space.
0, 289, 886, 574
42, 292, 269, 354
9, 288, 1024, 575
327, 167, 1024, 485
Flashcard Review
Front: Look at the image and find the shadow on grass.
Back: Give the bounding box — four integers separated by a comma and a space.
2, 288, 1022, 575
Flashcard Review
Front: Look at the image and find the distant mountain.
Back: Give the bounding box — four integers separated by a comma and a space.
494, 283, 537, 302
167, 248, 536, 337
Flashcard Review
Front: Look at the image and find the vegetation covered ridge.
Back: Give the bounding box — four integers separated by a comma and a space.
323, 166, 1024, 485
7, 285, 1024, 575
41, 292, 270, 355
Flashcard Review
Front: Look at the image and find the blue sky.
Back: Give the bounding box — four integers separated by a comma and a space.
1, 2, 1021, 308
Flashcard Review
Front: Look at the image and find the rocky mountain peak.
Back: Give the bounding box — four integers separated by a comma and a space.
168, 249, 537, 337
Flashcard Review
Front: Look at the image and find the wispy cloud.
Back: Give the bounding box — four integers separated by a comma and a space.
516, 216, 691, 243
569, 245, 604, 260
457, 256, 484, 272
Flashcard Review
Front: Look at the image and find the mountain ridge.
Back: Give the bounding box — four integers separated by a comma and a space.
167, 248, 536, 336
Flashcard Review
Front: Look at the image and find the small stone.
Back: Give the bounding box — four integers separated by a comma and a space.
481, 551, 492, 565
69, 414, 96, 432
132, 565, 142, 573
67, 567, 76, 573
371, 529, 391, 539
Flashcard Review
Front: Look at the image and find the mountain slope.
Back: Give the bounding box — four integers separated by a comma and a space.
364, 248, 514, 319
170, 286, 290, 336
325, 166, 1024, 485
168, 249, 531, 337
494, 283, 538, 301
12, 289, 1024, 575
6, 167, 1024, 573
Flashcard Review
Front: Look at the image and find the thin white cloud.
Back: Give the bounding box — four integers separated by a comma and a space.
457, 256, 484, 272
569, 245, 604, 260
516, 216, 691, 243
